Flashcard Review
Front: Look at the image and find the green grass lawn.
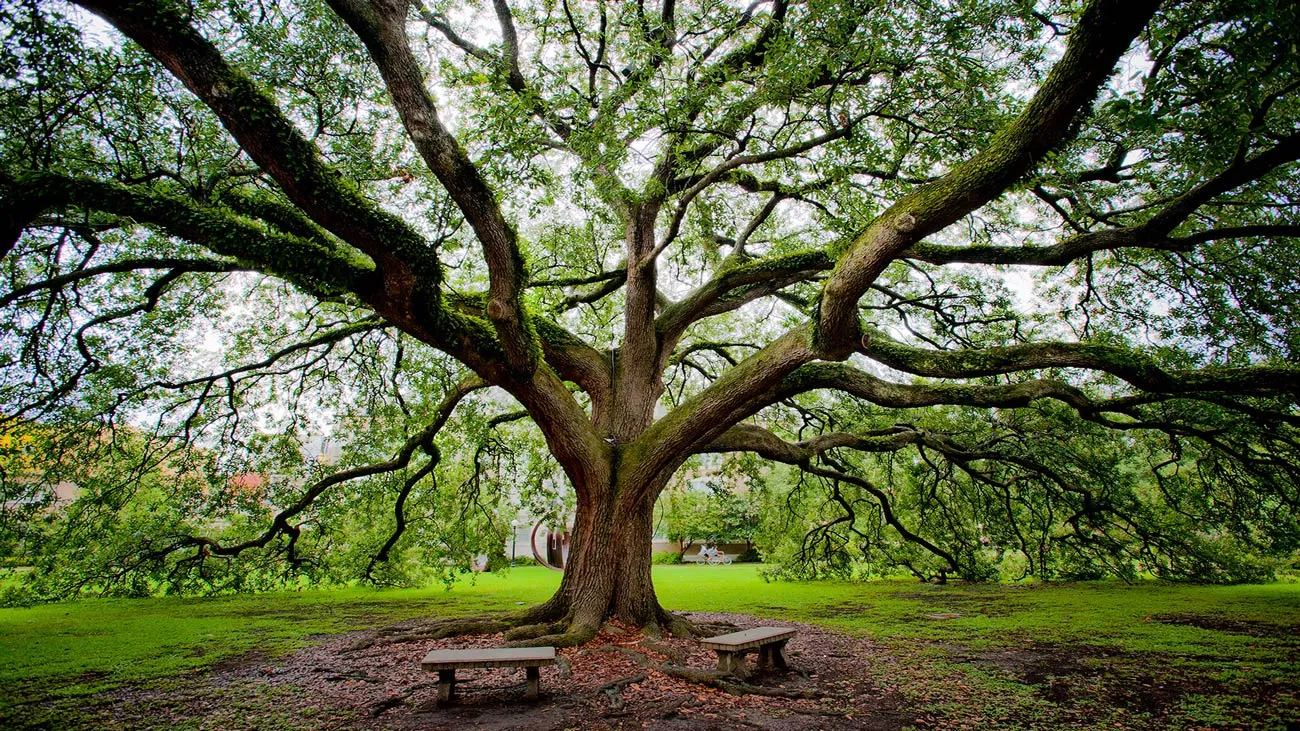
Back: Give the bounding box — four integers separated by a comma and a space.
0, 568, 559, 692
2, 566, 1298, 729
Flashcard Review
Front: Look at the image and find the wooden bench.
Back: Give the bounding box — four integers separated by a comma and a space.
420, 647, 557, 703
701, 626, 796, 679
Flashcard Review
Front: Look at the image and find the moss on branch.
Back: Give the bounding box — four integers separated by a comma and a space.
3, 171, 376, 298
859, 327, 1300, 397
74, 0, 441, 283
657, 249, 832, 342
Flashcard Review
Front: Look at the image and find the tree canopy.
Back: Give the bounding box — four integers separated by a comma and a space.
1, 0, 1299, 634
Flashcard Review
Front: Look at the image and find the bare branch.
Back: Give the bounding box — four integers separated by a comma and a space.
653, 119, 862, 264
149, 319, 387, 393
1, 256, 248, 309
417, 5, 495, 63
802, 460, 959, 574
165, 376, 488, 561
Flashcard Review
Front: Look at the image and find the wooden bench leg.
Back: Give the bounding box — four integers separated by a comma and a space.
437, 669, 456, 703
754, 642, 790, 673
525, 665, 541, 700
714, 650, 733, 674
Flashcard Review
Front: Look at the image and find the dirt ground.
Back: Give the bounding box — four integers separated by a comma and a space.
102, 613, 910, 730
84, 611, 1298, 731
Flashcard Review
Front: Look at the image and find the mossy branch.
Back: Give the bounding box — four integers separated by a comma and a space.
657, 249, 832, 348
327, 0, 536, 376
858, 327, 1300, 398
72, 0, 442, 300
816, 0, 1161, 355
2, 171, 376, 299
904, 131, 1300, 267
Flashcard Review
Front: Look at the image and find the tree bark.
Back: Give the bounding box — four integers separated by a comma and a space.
514, 466, 671, 644
564, 494, 657, 620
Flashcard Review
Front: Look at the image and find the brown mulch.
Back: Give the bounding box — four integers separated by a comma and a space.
104, 613, 911, 731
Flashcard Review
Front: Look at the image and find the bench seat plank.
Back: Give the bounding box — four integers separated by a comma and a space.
701, 627, 796, 652
702, 627, 796, 679
421, 646, 557, 670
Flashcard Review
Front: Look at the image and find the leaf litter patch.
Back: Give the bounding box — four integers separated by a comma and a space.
941, 639, 1259, 722
91, 613, 912, 730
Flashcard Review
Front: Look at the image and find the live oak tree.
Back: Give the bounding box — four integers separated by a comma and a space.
2, 0, 1299, 642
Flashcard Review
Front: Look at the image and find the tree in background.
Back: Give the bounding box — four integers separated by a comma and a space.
657, 473, 762, 557
2, 0, 1298, 643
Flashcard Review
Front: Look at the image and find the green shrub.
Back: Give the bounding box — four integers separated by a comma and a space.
735, 548, 761, 563
652, 551, 683, 565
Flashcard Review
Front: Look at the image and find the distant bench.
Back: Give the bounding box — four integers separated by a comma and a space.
421, 646, 557, 703
701, 626, 796, 679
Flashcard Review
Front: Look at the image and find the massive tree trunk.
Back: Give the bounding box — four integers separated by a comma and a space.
559, 487, 659, 623
506, 461, 677, 645
504, 199, 686, 644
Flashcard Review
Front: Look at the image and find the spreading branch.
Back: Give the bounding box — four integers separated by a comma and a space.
159, 376, 487, 565
816, 0, 1161, 355
326, 0, 535, 374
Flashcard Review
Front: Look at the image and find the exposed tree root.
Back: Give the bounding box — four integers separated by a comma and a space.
359, 593, 727, 651
358, 600, 570, 649
412, 618, 514, 641
656, 663, 820, 699
355, 600, 822, 703
504, 621, 568, 642
599, 672, 650, 693
639, 637, 687, 663
368, 681, 433, 717
346, 616, 516, 649
505, 622, 600, 648
364, 596, 756, 700
657, 608, 706, 638
677, 618, 739, 637
646, 605, 737, 640
370, 695, 405, 717
600, 672, 649, 714
323, 668, 382, 683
